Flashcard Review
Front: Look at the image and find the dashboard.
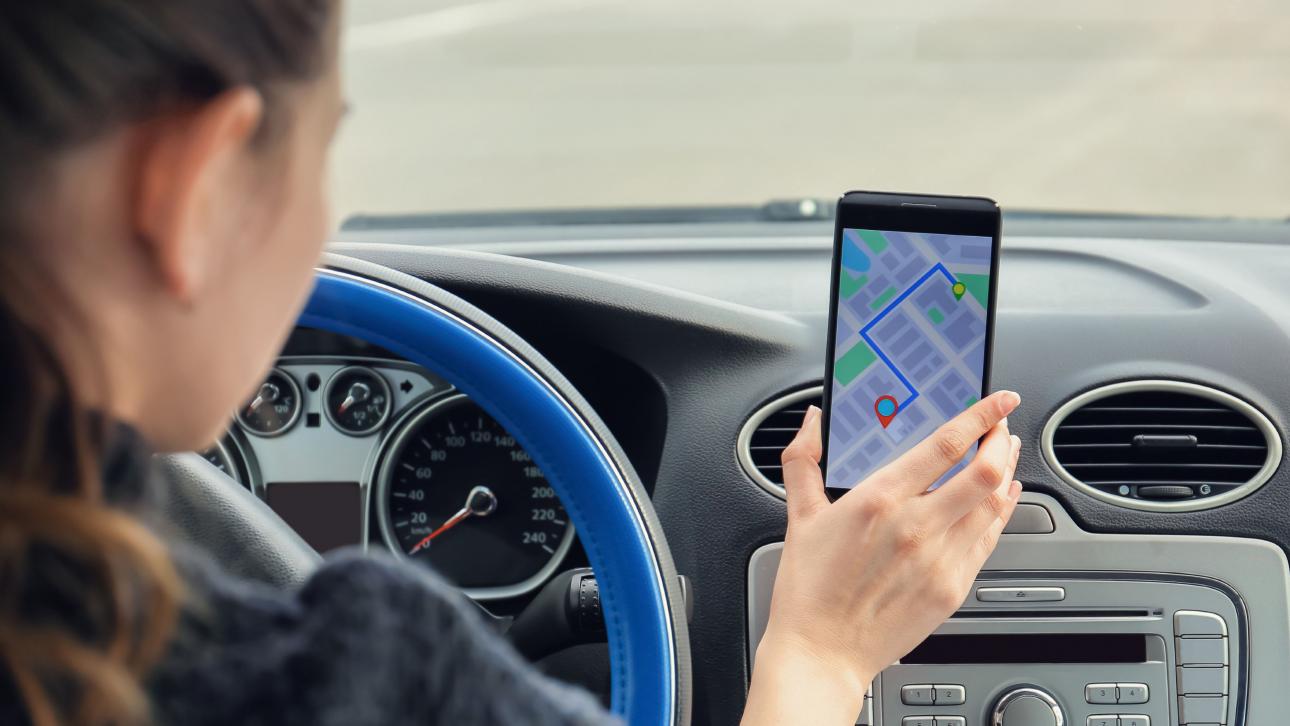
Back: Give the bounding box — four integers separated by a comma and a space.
204, 330, 584, 606
195, 212, 1290, 725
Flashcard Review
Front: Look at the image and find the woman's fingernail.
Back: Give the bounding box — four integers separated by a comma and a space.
1000, 416, 1009, 428
803, 405, 821, 424
1010, 480, 1023, 498
1001, 390, 1021, 408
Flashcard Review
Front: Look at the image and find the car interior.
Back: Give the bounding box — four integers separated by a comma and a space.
173, 3, 1290, 725
175, 208, 1290, 726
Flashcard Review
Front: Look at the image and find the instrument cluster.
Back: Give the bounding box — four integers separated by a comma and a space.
202, 352, 574, 600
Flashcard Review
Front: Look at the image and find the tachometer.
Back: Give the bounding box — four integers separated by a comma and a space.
377, 395, 573, 598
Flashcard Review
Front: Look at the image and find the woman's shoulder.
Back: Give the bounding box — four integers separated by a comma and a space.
151, 547, 617, 726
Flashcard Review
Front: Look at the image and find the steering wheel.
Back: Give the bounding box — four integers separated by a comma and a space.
156, 254, 692, 726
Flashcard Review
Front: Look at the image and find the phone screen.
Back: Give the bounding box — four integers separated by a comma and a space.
824, 216, 998, 492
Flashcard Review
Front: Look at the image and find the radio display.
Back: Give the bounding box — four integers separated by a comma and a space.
903, 634, 1149, 664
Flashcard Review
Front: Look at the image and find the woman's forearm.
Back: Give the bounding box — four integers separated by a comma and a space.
741, 631, 872, 726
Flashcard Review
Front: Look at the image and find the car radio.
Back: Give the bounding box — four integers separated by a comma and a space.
748, 557, 1243, 726
876, 576, 1239, 726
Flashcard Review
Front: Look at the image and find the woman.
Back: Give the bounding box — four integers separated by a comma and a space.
0, 2, 1024, 725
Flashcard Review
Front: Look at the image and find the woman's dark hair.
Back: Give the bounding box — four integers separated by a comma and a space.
0, 2, 335, 724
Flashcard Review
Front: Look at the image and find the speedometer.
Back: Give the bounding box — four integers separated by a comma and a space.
376, 395, 573, 598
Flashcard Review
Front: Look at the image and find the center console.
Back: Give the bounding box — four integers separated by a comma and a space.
746, 494, 1290, 725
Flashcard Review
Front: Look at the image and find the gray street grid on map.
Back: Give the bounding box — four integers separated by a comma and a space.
928, 233, 994, 265
870, 309, 948, 389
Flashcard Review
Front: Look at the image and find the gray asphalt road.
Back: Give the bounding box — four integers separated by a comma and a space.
333, 0, 1290, 222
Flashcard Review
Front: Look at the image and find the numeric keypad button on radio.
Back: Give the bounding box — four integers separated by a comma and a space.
933, 685, 965, 706
1085, 683, 1118, 704
901, 685, 935, 706
1117, 683, 1148, 704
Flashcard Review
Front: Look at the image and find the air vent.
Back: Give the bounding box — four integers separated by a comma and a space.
738, 387, 823, 498
1043, 380, 1282, 512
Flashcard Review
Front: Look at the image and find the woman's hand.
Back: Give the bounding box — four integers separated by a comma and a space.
742, 391, 1023, 726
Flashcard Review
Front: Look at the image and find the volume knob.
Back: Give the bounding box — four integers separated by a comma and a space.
991, 687, 1064, 726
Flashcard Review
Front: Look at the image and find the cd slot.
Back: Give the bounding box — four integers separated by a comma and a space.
952, 608, 1154, 620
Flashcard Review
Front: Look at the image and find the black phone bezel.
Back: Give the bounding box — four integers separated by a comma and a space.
821, 190, 1002, 501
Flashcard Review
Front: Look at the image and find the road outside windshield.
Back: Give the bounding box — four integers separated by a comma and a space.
827, 230, 992, 490
336, 1, 1290, 220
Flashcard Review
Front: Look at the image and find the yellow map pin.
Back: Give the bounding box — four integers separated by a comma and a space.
952, 281, 967, 301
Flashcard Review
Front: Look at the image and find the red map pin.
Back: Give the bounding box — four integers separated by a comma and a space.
874, 395, 899, 428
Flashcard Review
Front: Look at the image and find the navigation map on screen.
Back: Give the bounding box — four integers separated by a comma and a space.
827, 228, 994, 490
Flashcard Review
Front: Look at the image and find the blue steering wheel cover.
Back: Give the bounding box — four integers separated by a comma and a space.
300, 271, 676, 725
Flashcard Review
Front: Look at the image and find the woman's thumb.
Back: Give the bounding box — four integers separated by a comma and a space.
781, 406, 828, 521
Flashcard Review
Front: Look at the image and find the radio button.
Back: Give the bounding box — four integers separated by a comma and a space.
901, 718, 934, 726
1175, 610, 1227, 637
1119, 716, 1150, 726
933, 685, 965, 705
933, 718, 965, 726
994, 688, 1063, 726
1176, 638, 1228, 666
901, 685, 935, 706
1178, 695, 1227, 724
1085, 683, 1118, 704
1117, 683, 1149, 704
976, 586, 1065, 602
1177, 665, 1228, 695
1087, 717, 1118, 726
1003, 503, 1055, 533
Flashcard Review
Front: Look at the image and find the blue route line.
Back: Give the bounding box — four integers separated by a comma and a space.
858, 262, 957, 411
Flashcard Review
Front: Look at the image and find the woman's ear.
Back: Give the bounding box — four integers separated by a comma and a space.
133, 88, 264, 305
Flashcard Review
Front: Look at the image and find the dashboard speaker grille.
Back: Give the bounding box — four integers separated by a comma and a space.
739, 387, 823, 497
1043, 380, 1282, 511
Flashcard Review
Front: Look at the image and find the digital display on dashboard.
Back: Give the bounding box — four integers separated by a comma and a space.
826, 228, 994, 490
266, 482, 363, 553
903, 634, 1149, 664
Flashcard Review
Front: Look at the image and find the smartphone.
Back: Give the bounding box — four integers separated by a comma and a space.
822, 191, 1001, 499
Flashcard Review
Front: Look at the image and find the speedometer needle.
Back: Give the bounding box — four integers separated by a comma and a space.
408, 507, 470, 555
406, 485, 498, 556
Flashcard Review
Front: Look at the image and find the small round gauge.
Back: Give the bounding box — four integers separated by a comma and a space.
377, 395, 572, 597
236, 369, 301, 437
324, 366, 392, 436
200, 440, 244, 486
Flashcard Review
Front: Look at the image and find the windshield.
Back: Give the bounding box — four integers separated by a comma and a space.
335, 1, 1289, 221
